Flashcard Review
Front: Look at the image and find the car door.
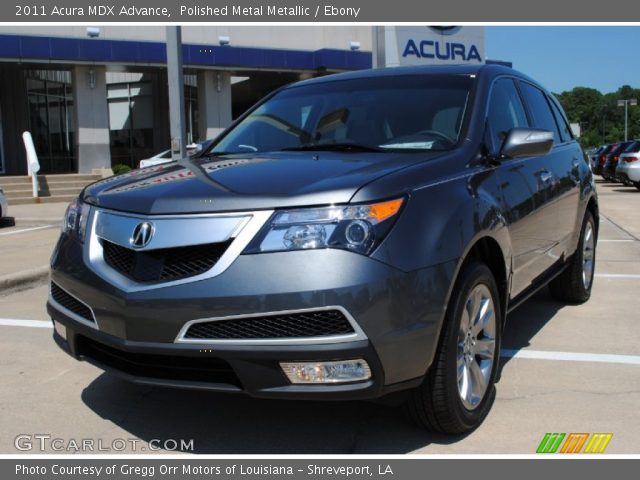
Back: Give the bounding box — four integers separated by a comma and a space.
485, 77, 548, 297
518, 81, 583, 264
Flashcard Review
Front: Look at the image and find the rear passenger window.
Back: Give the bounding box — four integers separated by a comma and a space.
548, 96, 573, 143
519, 82, 562, 145
486, 78, 529, 154
623, 141, 639, 153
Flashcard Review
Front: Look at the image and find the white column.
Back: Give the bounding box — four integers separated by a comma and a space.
197, 70, 232, 141
72, 66, 111, 173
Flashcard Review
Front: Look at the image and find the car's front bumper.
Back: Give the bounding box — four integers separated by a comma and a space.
49, 232, 455, 400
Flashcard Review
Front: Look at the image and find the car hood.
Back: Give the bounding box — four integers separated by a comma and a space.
82, 151, 443, 214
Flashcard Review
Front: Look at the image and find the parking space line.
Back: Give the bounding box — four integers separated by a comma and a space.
598, 239, 635, 242
501, 349, 640, 365
595, 273, 640, 279
0, 225, 57, 237
600, 213, 640, 242
0, 319, 52, 328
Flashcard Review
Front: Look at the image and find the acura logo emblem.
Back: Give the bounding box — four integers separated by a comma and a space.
130, 222, 154, 248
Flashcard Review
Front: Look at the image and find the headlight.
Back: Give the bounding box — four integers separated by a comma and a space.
62, 198, 91, 243
245, 197, 404, 255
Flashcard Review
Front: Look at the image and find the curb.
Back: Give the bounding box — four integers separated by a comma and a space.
0, 266, 49, 291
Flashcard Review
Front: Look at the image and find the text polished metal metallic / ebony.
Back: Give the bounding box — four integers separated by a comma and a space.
49, 65, 598, 434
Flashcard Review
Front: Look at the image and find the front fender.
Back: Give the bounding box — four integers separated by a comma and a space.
372, 166, 511, 276
368, 166, 511, 374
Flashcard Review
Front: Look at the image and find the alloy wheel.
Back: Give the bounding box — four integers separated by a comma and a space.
582, 220, 595, 290
456, 284, 497, 410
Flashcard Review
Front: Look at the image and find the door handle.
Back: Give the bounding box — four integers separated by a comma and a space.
537, 169, 553, 184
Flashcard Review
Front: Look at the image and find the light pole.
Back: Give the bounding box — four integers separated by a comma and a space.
617, 98, 637, 142
166, 26, 187, 161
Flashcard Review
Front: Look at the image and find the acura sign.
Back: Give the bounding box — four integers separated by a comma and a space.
374, 26, 485, 67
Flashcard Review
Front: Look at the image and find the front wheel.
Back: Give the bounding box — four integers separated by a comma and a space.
405, 259, 501, 433
549, 210, 596, 303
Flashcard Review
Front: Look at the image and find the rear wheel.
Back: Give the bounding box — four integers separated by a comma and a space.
549, 211, 596, 303
406, 259, 501, 433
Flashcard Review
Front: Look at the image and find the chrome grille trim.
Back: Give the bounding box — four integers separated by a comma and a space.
94, 209, 250, 250
174, 306, 368, 346
84, 207, 274, 293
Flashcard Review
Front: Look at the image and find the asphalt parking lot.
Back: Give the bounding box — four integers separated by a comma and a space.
0, 180, 639, 454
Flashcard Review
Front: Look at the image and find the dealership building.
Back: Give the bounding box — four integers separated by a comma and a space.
0, 26, 496, 176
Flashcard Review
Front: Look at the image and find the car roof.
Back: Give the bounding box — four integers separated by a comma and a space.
292, 64, 529, 88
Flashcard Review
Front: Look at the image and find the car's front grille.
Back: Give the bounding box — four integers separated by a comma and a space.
50, 282, 95, 324
183, 310, 355, 340
76, 335, 242, 388
102, 239, 232, 283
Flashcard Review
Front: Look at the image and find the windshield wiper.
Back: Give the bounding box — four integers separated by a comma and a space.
281, 143, 386, 153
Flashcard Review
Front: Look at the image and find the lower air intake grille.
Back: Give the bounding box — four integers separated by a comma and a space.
76, 335, 242, 388
50, 282, 95, 323
183, 310, 355, 340
102, 239, 232, 283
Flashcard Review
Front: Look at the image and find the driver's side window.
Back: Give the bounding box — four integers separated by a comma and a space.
486, 78, 529, 154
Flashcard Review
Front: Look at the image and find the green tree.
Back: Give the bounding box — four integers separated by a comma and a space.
554, 85, 640, 148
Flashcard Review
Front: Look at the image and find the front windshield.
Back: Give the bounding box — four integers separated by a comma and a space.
210, 74, 474, 155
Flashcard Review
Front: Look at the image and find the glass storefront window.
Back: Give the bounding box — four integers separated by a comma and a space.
0, 107, 5, 174
184, 76, 199, 145
108, 74, 199, 166
26, 70, 75, 173
107, 81, 155, 167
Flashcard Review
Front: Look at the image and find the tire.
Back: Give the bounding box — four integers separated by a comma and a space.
549, 210, 596, 303
405, 259, 502, 434
635, 183, 640, 192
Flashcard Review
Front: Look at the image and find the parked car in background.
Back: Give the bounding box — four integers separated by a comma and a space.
589, 145, 606, 171
603, 141, 633, 182
49, 65, 598, 434
138, 149, 173, 169
616, 140, 640, 190
138, 144, 197, 169
593, 143, 614, 176
0, 187, 7, 220
138, 140, 216, 169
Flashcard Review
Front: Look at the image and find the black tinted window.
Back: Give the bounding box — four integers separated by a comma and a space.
623, 140, 640, 153
612, 142, 632, 154
548, 96, 573, 143
211, 74, 473, 154
486, 78, 529, 153
519, 82, 561, 145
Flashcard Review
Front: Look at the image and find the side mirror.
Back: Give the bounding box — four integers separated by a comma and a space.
499, 128, 554, 159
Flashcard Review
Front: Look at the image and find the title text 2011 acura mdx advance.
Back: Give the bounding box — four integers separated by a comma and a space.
49, 65, 598, 434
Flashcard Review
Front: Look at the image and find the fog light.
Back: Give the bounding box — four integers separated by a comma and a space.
280, 360, 371, 384
53, 320, 67, 341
